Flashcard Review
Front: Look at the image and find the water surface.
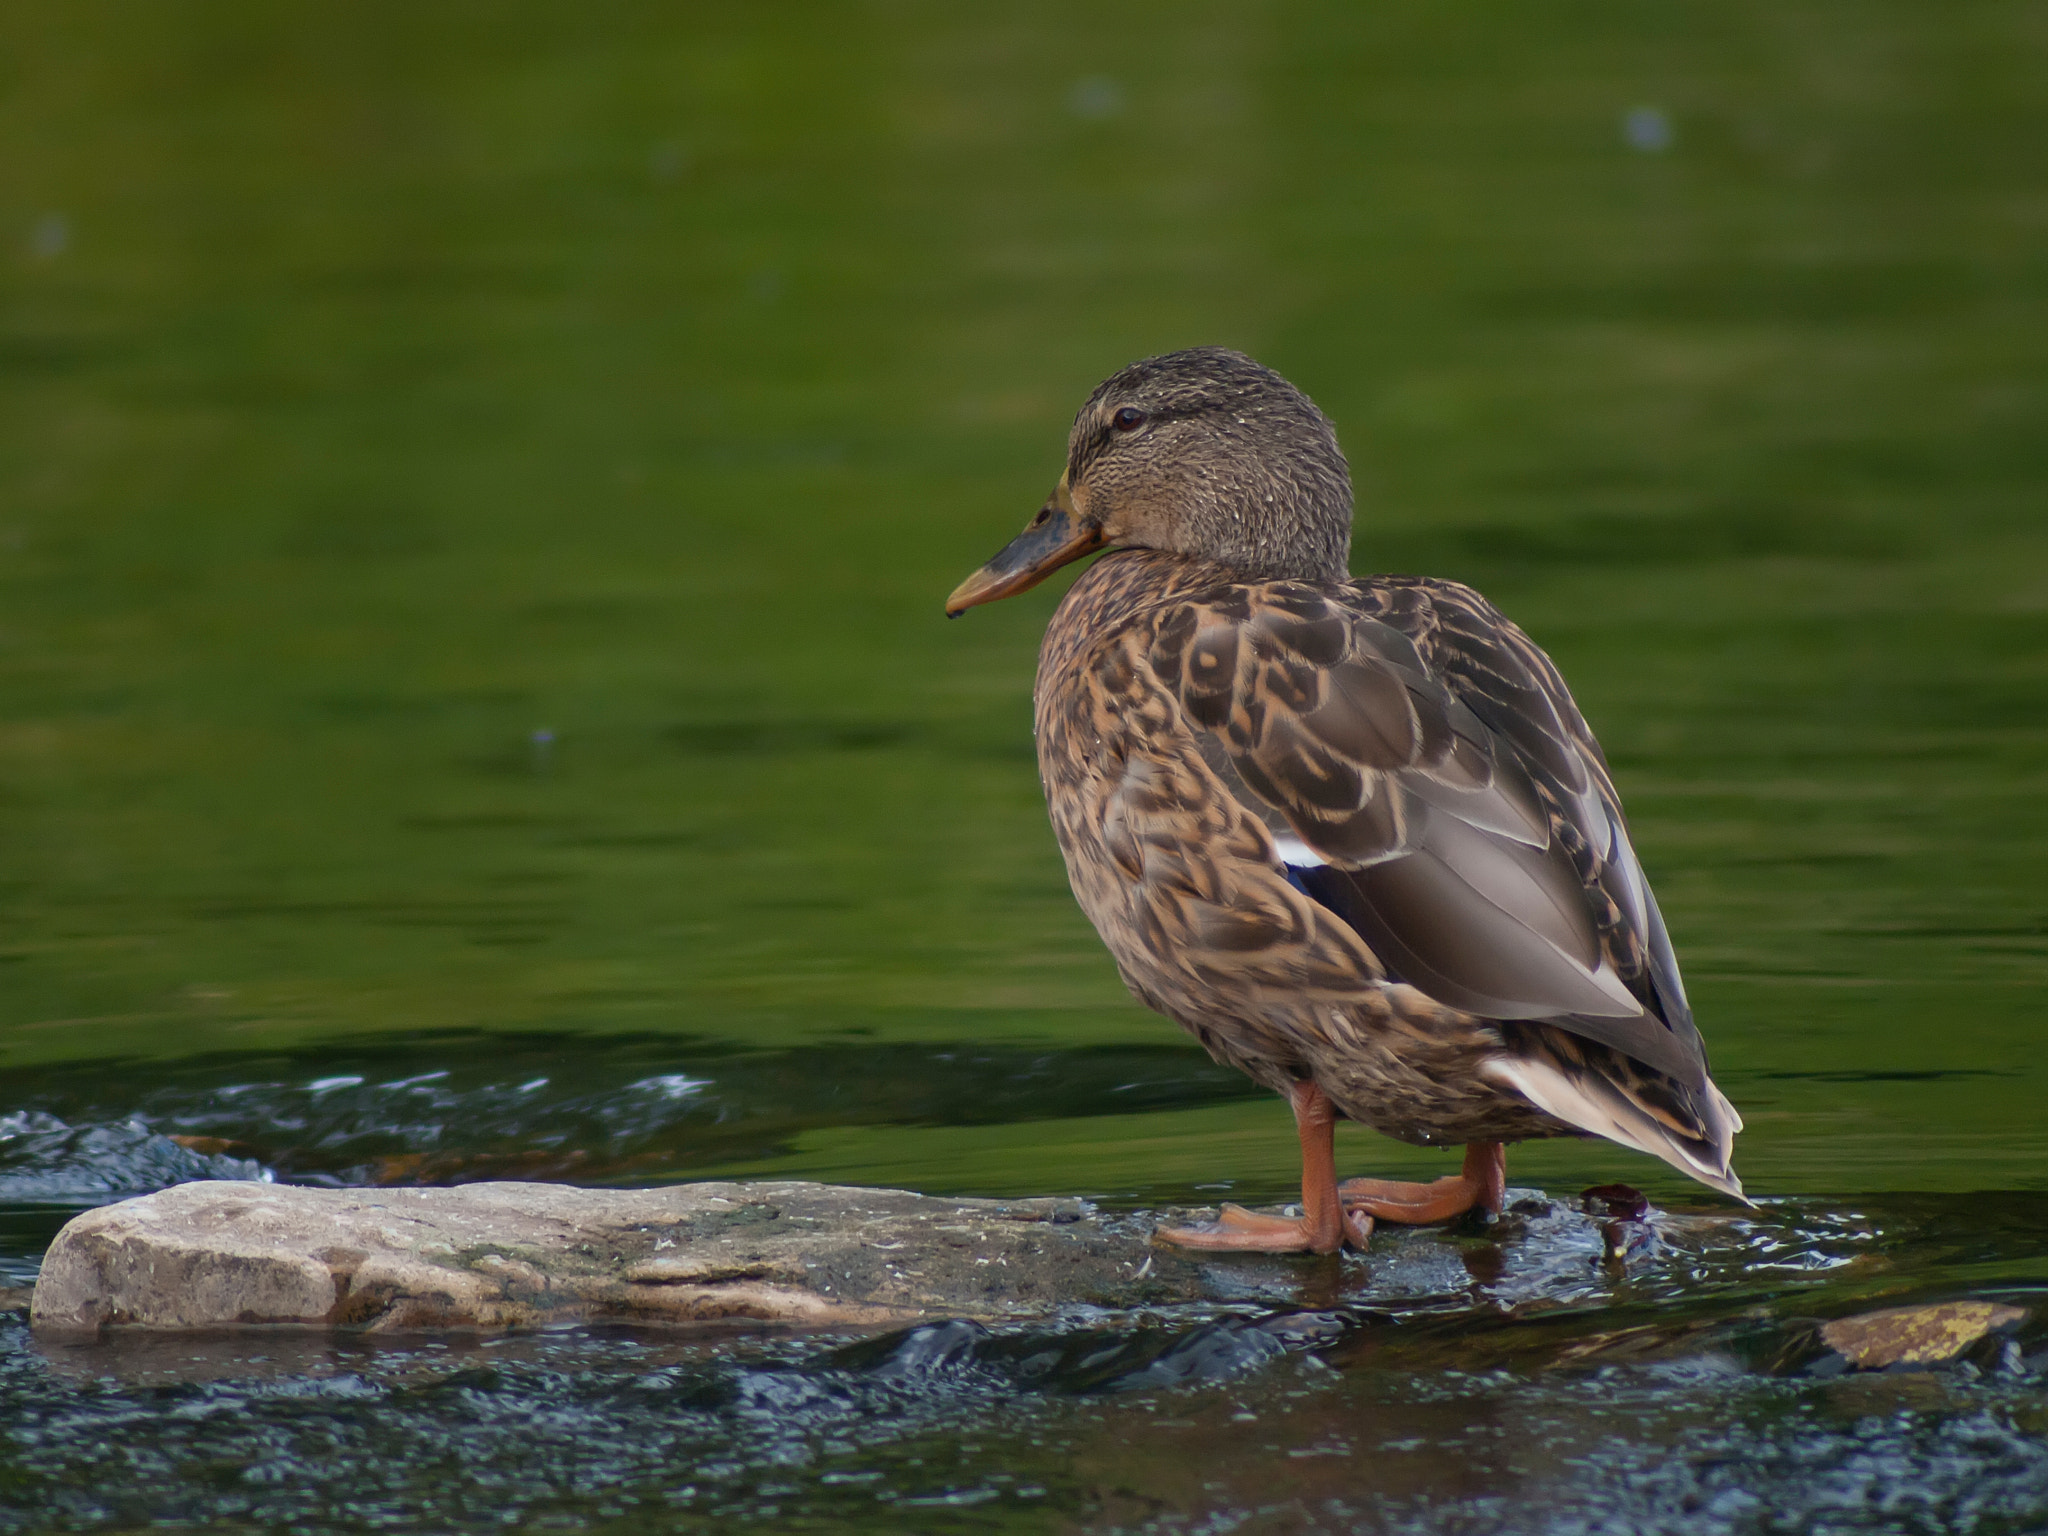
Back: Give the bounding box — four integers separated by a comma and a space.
1, 1, 2044, 1529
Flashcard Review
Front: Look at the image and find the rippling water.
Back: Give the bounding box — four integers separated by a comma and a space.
0, 1035, 1259, 1224
13, 1324, 2046, 1532
0, 1039, 2043, 1531
4, 1213, 2047, 1531
3, 0, 2045, 1528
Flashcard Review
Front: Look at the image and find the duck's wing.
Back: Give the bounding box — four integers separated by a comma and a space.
1141, 576, 1710, 1091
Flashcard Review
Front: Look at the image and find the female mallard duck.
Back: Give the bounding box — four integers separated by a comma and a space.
947, 347, 1743, 1254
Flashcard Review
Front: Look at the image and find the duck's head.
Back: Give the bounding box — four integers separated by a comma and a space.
947, 347, 1353, 616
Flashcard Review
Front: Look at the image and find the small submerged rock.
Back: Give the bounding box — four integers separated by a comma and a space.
31, 1180, 1179, 1336
1819, 1300, 2029, 1371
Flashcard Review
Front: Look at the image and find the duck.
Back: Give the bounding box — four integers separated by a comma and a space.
946, 346, 1743, 1254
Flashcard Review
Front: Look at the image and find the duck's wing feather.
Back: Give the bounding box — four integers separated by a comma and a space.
1141, 576, 1709, 1090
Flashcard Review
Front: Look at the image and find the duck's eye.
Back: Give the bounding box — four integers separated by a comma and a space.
1112, 406, 1146, 432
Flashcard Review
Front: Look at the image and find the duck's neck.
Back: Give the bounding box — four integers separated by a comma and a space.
1035, 549, 1244, 682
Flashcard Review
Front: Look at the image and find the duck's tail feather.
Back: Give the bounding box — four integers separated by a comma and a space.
1482, 1027, 1748, 1204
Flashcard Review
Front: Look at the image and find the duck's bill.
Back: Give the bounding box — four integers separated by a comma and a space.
945, 482, 1105, 617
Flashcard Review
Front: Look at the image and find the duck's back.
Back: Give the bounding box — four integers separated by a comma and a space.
1030, 551, 1741, 1187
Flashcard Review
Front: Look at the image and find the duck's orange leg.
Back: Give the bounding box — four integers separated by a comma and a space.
1154, 1081, 1374, 1254
1339, 1141, 1506, 1225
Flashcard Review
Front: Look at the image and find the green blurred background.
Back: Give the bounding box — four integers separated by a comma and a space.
2, 1, 2044, 1200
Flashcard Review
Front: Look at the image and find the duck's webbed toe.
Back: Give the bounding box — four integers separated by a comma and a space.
1339, 1140, 1506, 1224
1155, 1202, 1372, 1255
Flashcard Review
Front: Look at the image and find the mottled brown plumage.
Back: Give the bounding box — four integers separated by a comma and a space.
949, 348, 1742, 1253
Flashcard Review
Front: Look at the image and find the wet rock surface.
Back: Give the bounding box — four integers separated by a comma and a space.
39, 1177, 1768, 1340
1820, 1299, 2029, 1370
31, 1180, 1184, 1335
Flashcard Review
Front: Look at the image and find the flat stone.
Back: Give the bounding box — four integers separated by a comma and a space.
30, 1180, 1181, 1336
1819, 1300, 2028, 1370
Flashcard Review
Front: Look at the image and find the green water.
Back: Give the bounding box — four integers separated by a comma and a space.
7, 0, 2044, 1199
1, 5, 2046, 1529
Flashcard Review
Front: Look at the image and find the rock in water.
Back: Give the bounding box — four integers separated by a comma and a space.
30, 1180, 1176, 1335
1818, 1300, 2028, 1370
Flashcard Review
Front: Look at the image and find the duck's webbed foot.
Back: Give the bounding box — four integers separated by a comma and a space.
1340, 1140, 1506, 1225
1152, 1079, 1372, 1255
1154, 1202, 1372, 1255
